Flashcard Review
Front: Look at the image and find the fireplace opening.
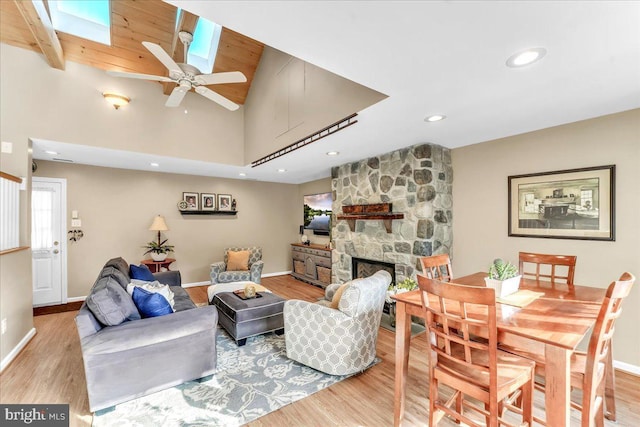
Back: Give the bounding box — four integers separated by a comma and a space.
352, 257, 396, 286
352, 257, 396, 314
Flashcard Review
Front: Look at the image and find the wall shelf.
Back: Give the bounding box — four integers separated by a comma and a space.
179, 210, 237, 216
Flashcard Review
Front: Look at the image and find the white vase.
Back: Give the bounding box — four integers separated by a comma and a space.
485, 275, 521, 298
150, 252, 167, 262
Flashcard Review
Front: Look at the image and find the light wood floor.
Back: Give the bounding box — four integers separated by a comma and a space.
1, 275, 639, 426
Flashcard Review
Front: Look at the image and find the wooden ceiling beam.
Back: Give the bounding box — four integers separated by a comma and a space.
13, 0, 64, 70
163, 10, 198, 95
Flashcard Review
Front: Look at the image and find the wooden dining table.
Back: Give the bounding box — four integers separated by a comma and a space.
393, 272, 606, 427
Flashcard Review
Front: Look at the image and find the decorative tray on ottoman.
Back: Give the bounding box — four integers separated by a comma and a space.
233, 289, 263, 300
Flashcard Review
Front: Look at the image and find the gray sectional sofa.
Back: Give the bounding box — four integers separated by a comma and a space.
75, 257, 218, 412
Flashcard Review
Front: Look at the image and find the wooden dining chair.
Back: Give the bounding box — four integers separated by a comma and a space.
417, 275, 535, 427
503, 272, 635, 427
518, 251, 577, 290
419, 254, 453, 281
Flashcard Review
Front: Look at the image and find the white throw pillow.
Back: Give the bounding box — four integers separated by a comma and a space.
127, 280, 175, 310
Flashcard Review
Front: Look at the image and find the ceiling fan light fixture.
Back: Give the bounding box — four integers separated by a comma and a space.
506, 47, 547, 68
103, 92, 130, 109
109, 40, 245, 111
178, 80, 191, 92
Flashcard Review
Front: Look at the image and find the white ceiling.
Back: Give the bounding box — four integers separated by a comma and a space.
35, 1, 640, 184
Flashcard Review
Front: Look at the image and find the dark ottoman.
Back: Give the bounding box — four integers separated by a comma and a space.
211, 292, 285, 346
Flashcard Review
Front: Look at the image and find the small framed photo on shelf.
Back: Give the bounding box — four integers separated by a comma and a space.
217, 194, 232, 211
201, 193, 216, 210
183, 192, 199, 210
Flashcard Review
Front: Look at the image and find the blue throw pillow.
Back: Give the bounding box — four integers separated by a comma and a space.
132, 286, 173, 318
130, 264, 155, 282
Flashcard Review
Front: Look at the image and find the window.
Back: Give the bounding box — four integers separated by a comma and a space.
580, 189, 594, 210
31, 188, 54, 250
0, 173, 21, 251
176, 8, 222, 73
48, 0, 111, 45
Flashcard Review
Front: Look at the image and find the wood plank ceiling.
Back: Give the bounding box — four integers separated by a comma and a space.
0, 0, 264, 105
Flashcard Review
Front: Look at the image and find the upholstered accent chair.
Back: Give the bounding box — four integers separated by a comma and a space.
210, 247, 264, 284
284, 270, 392, 376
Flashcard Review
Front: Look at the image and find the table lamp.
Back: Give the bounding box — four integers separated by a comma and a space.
149, 215, 169, 245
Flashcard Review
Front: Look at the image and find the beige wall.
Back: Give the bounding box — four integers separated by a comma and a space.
452, 109, 640, 366
0, 136, 33, 366
35, 161, 301, 298
244, 46, 387, 163
0, 44, 244, 165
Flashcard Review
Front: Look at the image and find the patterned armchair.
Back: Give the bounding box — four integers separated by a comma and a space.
284, 270, 391, 375
210, 247, 264, 284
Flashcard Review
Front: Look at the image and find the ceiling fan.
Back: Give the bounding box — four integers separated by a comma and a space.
107, 31, 246, 111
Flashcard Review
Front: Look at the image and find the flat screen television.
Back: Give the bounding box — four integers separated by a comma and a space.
303, 192, 332, 236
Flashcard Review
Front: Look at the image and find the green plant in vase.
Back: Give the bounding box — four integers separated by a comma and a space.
386, 277, 418, 327
143, 239, 175, 262
488, 258, 518, 280
486, 258, 521, 297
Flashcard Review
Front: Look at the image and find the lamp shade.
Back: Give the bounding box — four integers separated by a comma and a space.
149, 215, 169, 231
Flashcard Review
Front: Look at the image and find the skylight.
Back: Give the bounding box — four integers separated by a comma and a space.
188, 17, 222, 73
48, 0, 111, 46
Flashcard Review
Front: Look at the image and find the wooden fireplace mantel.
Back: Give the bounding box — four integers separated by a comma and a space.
336, 203, 404, 233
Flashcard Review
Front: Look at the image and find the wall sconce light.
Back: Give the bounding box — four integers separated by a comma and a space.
102, 92, 130, 109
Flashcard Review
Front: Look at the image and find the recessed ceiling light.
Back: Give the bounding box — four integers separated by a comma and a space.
45, 150, 58, 155
425, 114, 446, 122
239, 172, 247, 177
150, 162, 159, 167
326, 151, 339, 156
277, 168, 286, 173
506, 47, 547, 68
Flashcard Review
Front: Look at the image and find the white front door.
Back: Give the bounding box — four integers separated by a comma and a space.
31, 177, 67, 307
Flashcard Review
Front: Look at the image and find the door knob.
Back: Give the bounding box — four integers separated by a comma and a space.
54, 241, 59, 246
53, 249, 59, 254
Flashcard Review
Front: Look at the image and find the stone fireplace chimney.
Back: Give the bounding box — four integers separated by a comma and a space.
331, 143, 453, 284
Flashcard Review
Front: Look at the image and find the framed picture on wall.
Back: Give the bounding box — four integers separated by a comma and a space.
183, 192, 199, 210
201, 193, 216, 211
508, 165, 615, 241
217, 194, 232, 211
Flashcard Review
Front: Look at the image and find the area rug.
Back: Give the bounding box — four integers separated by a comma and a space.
93, 328, 375, 426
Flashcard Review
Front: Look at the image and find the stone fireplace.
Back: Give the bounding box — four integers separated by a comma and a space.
331, 143, 453, 284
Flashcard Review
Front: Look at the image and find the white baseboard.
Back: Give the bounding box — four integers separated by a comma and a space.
1, 327, 36, 373
263, 271, 291, 277
614, 360, 640, 376
67, 296, 86, 303
182, 280, 211, 288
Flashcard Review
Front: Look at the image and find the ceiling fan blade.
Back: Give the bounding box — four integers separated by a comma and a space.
195, 71, 247, 86
142, 41, 182, 76
165, 86, 188, 107
107, 70, 174, 82
195, 86, 239, 111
